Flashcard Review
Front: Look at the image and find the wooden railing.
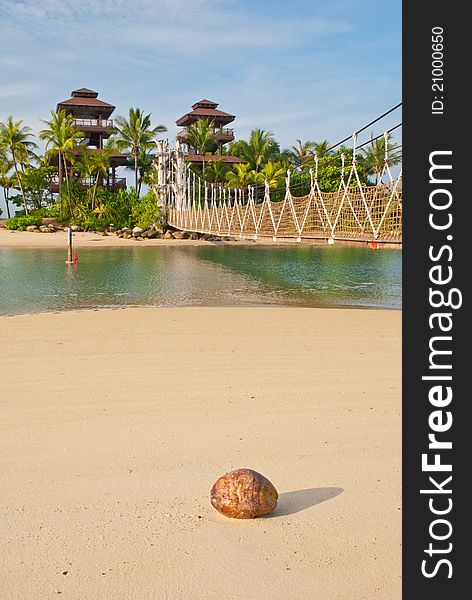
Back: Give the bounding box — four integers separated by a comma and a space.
73, 118, 114, 129
177, 127, 234, 138
50, 176, 126, 191
214, 128, 234, 136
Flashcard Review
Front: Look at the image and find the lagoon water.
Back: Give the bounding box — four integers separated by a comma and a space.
0, 245, 401, 315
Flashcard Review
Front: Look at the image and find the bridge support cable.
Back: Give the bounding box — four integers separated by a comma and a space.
327, 103, 402, 152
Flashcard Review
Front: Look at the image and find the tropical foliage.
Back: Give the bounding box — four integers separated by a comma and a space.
184, 119, 218, 176
39, 110, 84, 216
131, 190, 165, 228
201, 159, 230, 184
190, 127, 399, 199
228, 129, 280, 171
185, 119, 216, 155
78, 144, 117, 209
19, 165, 56, 210
1, 105, 401, 230
284, 139, 315, 169
225, 163, 256, 188
361, 132, 402, 183
0, 117, 38, 214
1, 106, 167, 227
4, 215, 43, 230
113, 107, 167, 192
0, 146, 16, 218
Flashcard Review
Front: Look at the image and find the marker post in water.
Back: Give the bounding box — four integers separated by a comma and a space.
66, 226, 74, 264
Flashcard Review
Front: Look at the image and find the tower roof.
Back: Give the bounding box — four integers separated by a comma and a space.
57, 88, 115, 117
71, 88, 99, 98
176, 99, 235, 127
58, 96, 114, 108
191, 99, 218, 109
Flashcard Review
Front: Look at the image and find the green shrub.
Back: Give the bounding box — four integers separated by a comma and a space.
72, 215, 107, 231
53, 214, 70, 224
131, 192, 165, 228
101, 188, 139, 229
29, 206, 61, 218
5, 215, 43, 231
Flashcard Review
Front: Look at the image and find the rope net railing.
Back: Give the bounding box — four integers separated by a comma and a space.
153, 135, 402, 244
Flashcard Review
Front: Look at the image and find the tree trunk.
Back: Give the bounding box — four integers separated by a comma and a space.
58, 152, 63, 217
12, 151, 28, 215
58, 152, 63, 193
3, 189, 11, 219
62, 154, 73, 218
92, 175, 99, 210
134, 149, 138, 193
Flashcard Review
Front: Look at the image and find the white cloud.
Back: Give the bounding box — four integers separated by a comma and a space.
1, 0, 352, 57
0, 0, 400, 150
1, 0, 118, 20
0, 82, 45, 99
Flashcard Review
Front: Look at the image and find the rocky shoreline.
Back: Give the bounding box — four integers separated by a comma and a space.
20, 222, 231, 243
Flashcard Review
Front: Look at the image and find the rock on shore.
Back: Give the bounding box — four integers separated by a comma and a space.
17, 220, 231, 242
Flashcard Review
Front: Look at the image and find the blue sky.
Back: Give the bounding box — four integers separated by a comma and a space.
0, 0, 401, 210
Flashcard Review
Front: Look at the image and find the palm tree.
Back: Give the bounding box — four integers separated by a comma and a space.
361, 133, 402, 183
203, 159, 229, 184
136, 146, 156, 196
285, 139, 315, 169
39, 110, 84, 216
80, 149, 112, 210
312, 140, 332, 159
185, 119, 216, 176
225, 163, 255, 188
258, 161, 286, 188
230, 129, 278, 172
114, 108, 167, 192
0, 117, 38, 214
0, 147, 13, 218
91, 150, 112, 210
79, 152, 95, 184
0, 165, 17, 219
0, 175, 18, 219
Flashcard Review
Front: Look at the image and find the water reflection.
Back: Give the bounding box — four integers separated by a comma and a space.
195, 245, 401, 308
0, 245, 401, 315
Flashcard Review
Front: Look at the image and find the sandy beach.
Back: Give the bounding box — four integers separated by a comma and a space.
0, 227, 385, 249
0, 306, 401, 599
0, 226, 218, 248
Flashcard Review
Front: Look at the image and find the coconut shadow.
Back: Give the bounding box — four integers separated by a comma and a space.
263, 486, 343, 517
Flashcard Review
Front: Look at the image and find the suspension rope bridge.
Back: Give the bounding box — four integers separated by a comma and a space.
152, 111, 402, 245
